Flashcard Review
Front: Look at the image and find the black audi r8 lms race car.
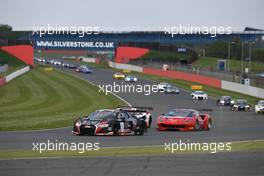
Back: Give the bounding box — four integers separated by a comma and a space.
73, 109, 147, 136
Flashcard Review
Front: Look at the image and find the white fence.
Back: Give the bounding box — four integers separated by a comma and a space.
5, 66, 30, 83
221, 80, 264, 99
79, 56, 97, 63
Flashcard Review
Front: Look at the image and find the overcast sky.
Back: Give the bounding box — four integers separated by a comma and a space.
0, 0, 263, 31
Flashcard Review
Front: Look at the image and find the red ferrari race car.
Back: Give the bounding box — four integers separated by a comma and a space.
157, 109, 212, 131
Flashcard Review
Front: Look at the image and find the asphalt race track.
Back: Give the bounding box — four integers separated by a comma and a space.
1, 152, 264, 176
1, 63, 264, 176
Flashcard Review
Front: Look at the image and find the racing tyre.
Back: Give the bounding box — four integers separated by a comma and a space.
148, 116, 152, 128
206, 120, 211, 131
135, 121, 145, 135
194, 120, 200, 131
112, 122, 119, 136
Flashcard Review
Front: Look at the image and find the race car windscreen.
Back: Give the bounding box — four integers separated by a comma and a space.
221, 96, 231, 100
236, 100, 247, 106
164, 110, 192, 118
88, 111, 115, 120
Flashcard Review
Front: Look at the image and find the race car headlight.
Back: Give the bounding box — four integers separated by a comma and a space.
134, 78, 137, 81
231, 100, 235, 104
245, 105, 250, 108
220, 100, 224, 103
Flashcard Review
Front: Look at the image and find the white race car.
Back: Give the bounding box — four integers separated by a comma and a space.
125, 75, 138, 82
157, 82, 170, 91
191, 91, 208, 100
53, 60, 62, 66
255, 100, 264, 114
117, 106, 153, 128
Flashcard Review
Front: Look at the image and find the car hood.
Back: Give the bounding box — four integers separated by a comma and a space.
80, 118, 103, 125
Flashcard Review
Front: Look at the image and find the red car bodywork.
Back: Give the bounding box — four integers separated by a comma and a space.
157, 109, 211, 131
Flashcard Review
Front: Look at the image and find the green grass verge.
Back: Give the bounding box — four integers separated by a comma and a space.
0, 65, 124, 131
0, 140, 263, 159
194, 56, 264, 72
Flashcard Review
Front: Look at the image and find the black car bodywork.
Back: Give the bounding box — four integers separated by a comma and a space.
231, 99, 251, 111
217, 96, 234, 106
73, 109, 147, 136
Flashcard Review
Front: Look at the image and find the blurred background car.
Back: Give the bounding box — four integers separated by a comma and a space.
217, 96, 234, 106
125, 75, 138, 82
157, 82, 170, 91
113, 72, 125, 79
164, 85, 180, 94
255, 100, 264, 114
191, 90, 208, 100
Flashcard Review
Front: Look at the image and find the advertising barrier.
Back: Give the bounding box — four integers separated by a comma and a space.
222, 80, 264, 99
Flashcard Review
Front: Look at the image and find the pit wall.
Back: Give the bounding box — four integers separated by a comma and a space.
108, 61, 264, 99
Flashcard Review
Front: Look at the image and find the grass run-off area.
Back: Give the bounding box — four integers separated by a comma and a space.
0, 140, 263, 159
0, 65, 124, 131
194, 56, 264, 72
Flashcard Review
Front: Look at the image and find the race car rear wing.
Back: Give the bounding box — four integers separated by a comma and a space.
117, 106, 153, 112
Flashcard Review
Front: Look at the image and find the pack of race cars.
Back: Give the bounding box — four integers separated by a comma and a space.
34, 57, 93, 74
72, 106, 213, 136
72, 74, 262, 136
34, 57, 263, 137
